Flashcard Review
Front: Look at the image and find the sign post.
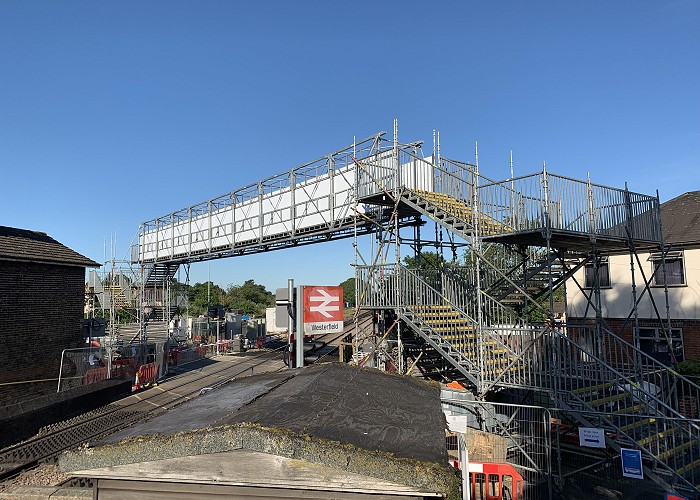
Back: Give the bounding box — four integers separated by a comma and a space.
296, 285, 304, 368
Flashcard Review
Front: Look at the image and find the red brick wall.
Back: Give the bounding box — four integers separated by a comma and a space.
569, 316, 700, 362
0, 261, 86, 405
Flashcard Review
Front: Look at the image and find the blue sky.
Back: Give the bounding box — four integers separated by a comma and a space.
1, 1, 698, 292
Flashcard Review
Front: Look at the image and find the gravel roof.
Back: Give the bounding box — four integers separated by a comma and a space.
60, 363, 456, 496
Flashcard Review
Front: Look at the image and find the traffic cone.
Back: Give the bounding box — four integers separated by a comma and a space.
133, 371, 141, 391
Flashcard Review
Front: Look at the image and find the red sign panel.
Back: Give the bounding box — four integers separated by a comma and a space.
303, 286, 344, 334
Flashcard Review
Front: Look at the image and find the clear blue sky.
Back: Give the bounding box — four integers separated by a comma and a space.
1, 1, 698, 292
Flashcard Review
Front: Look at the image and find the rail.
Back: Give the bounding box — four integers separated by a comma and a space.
1, 344, 292, 484
357, 147, 660, 246
478, 171, 662, 243
356, 148, 478, 204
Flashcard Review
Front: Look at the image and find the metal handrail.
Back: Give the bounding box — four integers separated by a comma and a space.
477, 171, 662, 243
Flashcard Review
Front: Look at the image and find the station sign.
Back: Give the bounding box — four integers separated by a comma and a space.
303, 285, 343, 335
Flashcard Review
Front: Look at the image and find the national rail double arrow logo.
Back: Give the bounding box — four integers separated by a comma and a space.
309, 289, 340, 318
303, 285, 344, 334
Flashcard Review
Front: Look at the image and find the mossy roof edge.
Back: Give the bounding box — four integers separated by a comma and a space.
60, 422, 458, 496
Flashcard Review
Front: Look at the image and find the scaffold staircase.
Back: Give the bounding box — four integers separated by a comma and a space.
548, 327, 700, 493
484, 249, 588, 310
358, 166, 699, 493
88, 270, 134, 310
128, 127, 697, 494
401, 189, 508, 237
103, 285, 131, 308
361, 260, 700, 493
144, 262, 179, 286
399, 189, 575, 314
389, 188, 700, 494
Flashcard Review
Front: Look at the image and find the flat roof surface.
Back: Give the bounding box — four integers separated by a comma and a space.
63, 363, 456, 497
103, 362, 447, 464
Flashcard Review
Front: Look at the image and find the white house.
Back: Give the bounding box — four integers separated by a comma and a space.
566, 191, 700, 364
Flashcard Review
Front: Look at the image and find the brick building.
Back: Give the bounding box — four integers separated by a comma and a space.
566, 191, 700, 364
0, 226, 99, 405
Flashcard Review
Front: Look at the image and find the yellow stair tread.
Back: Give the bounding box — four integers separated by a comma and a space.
613, 403, 646, 414
412, 190, 510, 233
658, 440, 697, 460
677, 458, 700, 475
571, 381, 616, 395
620, 418, 655, 432
637, 427, 682, 447
409, 304, 453, 309
588, 392, 630, 407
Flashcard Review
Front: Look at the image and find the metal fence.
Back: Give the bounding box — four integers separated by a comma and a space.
442, 395, 700, 499
57, 342, 157, 392
356, 150, 662, 245
442, 396, 553, 499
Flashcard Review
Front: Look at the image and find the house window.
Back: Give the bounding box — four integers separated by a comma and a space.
638, 327, 683, 366
651, 252, 685, 286
584, 257, 610, 288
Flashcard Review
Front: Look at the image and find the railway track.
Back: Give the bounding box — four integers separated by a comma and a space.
0, 350, 282, 483
0, 318, 368, 485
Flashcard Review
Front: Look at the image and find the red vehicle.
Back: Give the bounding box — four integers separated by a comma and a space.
450, 461, 524, 500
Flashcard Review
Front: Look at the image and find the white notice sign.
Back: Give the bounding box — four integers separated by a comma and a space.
446, 415, 468, 434
579, 427, 606, 448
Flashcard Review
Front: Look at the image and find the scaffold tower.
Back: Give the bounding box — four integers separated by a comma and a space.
352, 121, 700, 496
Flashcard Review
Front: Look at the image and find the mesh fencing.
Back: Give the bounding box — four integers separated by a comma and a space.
440, 396, 699, 499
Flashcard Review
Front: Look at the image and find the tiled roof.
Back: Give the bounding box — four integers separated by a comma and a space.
661, 191, 700, 246
0, 226, 99, 267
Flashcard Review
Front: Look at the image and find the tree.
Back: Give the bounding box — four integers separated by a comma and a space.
225, 279, 274, 316
188, 281, 226, 316
339, 277, 355, 306
402, 251, 452, 291
403, 251, 449, 270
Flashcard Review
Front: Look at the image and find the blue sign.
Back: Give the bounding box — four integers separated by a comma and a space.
621, 448, 643, 479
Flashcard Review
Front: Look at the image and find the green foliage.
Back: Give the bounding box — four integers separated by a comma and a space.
527, 286, 566, 322
87, 308, 136, 324
184, 279, 273, 317
339, 277, 356, 306
188, 281, 226, 316
225, 279, 275, 316
676, 359, 700, 378
403, 251, 449, 270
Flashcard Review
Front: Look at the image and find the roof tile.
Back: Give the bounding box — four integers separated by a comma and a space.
0, 226, 99, 267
